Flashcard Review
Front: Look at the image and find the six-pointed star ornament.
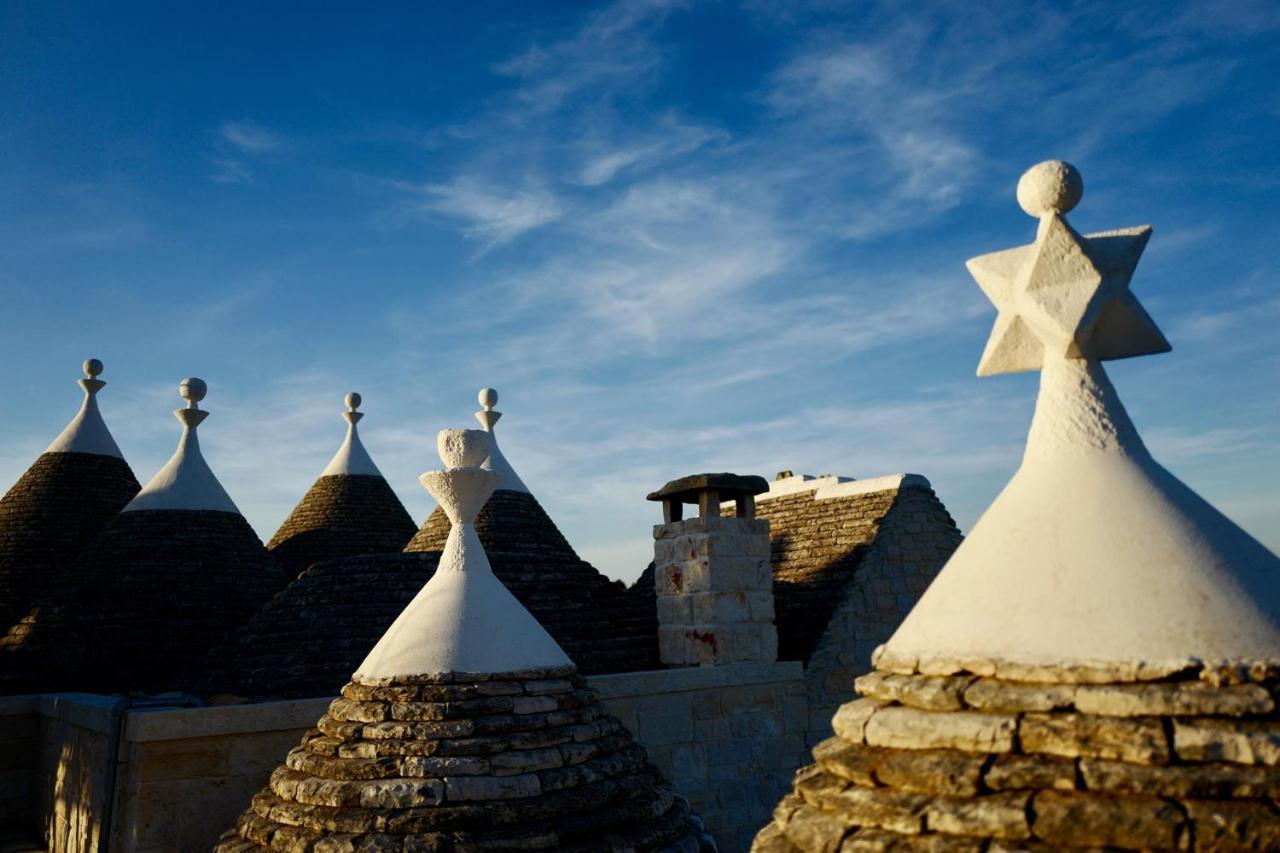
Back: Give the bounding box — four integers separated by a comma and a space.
966, 160, 1170, 376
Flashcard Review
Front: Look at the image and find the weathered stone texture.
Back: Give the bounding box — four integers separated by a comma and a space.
2, 510, 285, 696
0, 452, 139, 650
755, 485, 961, 744
215, 669, 708, 852
755, 666, 1280, 851
654, 515, 778, 666
266, 474, 417, 578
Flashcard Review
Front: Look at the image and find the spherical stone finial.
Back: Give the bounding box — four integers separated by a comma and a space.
437, 428, 491, 469
1017, 160, 1083, 217
83, 358, 104, 378
345, 391, 362, 411
179, 377, 208, 404
478, 387, 498, 410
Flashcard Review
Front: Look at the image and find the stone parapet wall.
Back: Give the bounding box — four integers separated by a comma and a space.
0, 694, 118, 853
592, 662, 807, 852
2, 663, 807, 853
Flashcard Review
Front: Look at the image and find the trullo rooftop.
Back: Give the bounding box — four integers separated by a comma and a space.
0, 377, 285, 694
215, 428, 711, 851
0, 358, 139, 634
265, 391, 416, 578
753, 161, 1280, 852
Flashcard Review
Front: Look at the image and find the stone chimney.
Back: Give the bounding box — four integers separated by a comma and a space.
647, 473, 778, 666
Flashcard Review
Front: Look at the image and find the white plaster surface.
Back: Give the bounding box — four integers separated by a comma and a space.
755, 473, 929, 503
885, 163, 1280, 667
474, 388, 530, 493
124, 389, 239, 514
355, 430, 569, 679
886, 357, 1280, 666
44, 384, 124, 459
320, 406, 382, 478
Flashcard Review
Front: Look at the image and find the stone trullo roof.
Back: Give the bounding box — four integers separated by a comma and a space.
195, 389, 656, 701
755, 162, 1280, 851
0, 359, 140, 633
266, 392, 416, 578
0, 378, 285, 695
406, 388, 659, 674
215, 428, 710, 852
631, 473, 961, 665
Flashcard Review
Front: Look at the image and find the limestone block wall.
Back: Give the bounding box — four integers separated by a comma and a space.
0, 694, 118, 853
591, 662, 806, 852
799, 485, 962, 744
3, 663, 807, 853
653, 516, 778, 665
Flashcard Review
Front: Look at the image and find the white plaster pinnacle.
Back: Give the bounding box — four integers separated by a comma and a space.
355, 429, 570, 679
44, 357, 125, 459
883, 162, 1280, 670
968, 160, 1169, 377
320, 391, 383, 477
124, 377, 240, 514
473, 387, 530, 493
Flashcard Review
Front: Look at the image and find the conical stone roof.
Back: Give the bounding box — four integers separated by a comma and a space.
0, 359, 140, 631
216, 428, 708, 852
196, 391, 653, 701
404, 388, 658, 674
0, 378, 285, 695
266, 393, 416, 578
755, 162, 1280, 852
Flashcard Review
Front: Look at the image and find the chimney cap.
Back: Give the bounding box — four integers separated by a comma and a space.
647, 472, 769, 504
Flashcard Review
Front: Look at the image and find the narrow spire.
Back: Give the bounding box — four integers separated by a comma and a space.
881, 161, 1280, 672
473, 387, 529, 493
355, 428, 570, 679
320, 392, 382, 477
124, 377, 239, 513
44, 357, 125, 458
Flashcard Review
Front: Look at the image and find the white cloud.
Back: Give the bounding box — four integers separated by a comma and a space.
210, 157, 253, 185
399, 177, 563, 249
220, 121, 282, 153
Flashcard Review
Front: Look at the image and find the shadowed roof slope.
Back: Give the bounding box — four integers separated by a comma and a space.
0, 378, 284, 695
0, 359, 139, 633
266, 393, 416, 577
630, 472, 962, 665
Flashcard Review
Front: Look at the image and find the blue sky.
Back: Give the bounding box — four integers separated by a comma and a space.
2, 0, 1278, 582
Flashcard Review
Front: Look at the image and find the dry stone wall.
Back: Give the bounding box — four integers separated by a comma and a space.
4, 664, 807, 852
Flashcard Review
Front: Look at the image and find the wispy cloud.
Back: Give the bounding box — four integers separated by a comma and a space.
209, 156, 253, 185
220, 121, 283, 153
398, 177, 563, 249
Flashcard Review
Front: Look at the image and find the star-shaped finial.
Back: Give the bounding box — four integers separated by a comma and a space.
966, 161, 1170, 376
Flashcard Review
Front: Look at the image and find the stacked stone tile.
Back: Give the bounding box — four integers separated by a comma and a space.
194, 552, 440, 700
757, 663, 1280, 851
216, 428, 709, 852
736, 475, 960, 666
0, 378, 284, 695
0, 359, 139, 632
266, 393, 416, 577
755, 162, 1280, 850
